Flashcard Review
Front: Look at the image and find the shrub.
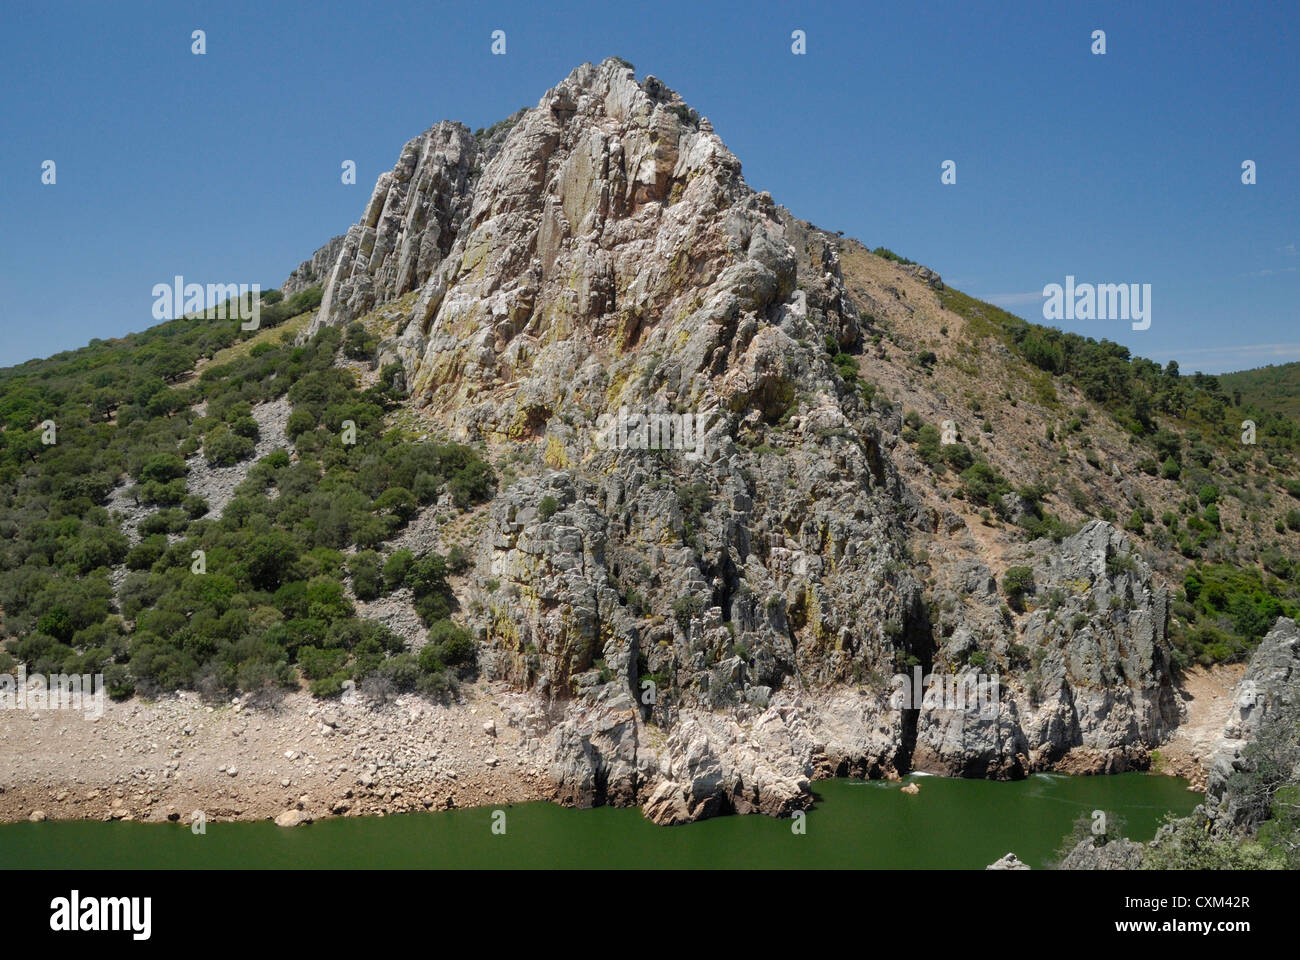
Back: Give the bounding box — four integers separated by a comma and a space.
672, 594, 707, 632
941, 443, 973, 471
1001, 566, 1035, 610
286, 409, 316, 440
448, 461, 495, 507
349, 551, 383, 601
872, 247, 914, 265
204, 426, 255, 467
959, 462, 1011, 508
229, 415, 260, 441
343, 322, 378, 361
382, 549, 415, 591
426, 619, 475, 670
916, 425, 942, 467
125, 535, 168, 571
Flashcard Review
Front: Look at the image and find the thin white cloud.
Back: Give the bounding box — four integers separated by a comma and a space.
1281, 243, 1298, 257
1172, 342, 1300, 357
1243, 266, 1298, 277
1146, 341, 1300, 373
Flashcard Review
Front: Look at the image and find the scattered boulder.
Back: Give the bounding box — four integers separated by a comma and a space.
274, 808, 312, 828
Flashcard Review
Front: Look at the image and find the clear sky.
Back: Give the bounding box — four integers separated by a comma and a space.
1, 0, 1296, 373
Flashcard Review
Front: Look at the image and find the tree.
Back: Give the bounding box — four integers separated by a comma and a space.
204, 426, 255, 467
1001, 566, 1035, 611
138, 453, 187, 484
348, 551, 383, 601
427, 619, 474, 669
247, 531, 301, 591
382, 550, 415, 591
448, 461, 496, 508
374, 486, 417, 522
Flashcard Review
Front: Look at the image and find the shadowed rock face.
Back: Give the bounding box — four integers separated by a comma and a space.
304, 58, 1183, 823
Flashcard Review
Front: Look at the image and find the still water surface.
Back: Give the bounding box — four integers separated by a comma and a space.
0, 773, 1199, 869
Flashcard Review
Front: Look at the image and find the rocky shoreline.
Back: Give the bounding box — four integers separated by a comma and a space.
0, 672, 1226, 829
0, 684, 551, 826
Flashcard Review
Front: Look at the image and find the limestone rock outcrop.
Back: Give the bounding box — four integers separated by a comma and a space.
282, 235, 345, 298
1058, 837, 1146, 869
1206, 617, 1300, 827
986, 852, 1030, 870
299, 58, 1187, 823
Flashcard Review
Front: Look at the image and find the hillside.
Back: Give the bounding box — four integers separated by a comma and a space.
2, 59, 1299, 843
1219, 361, 1300, 421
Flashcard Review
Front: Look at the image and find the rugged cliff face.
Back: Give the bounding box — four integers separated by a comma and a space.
283, 235, 345, 299
1205, 617, 1300, 826
303, 58, 1182, 822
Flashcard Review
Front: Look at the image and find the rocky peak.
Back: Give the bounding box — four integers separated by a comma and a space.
289, 60, 1185, 820
310, 58, 849, 444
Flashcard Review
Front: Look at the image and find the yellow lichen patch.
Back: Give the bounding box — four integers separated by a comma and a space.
668, 247, 691, 285
614, 308, 646, 351
604, 366, 631, 407
488, 605, 520, 646
506, 402, 551, 440
354, 289, 419, 338
544, 434, 570, 470
807, 589, 829, 645
461, 232, 495, 279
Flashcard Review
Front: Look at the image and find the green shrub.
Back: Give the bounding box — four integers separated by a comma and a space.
382, 549, 415, 591
343, 322, 379, 361
872, 247, 915, 265
1001, 566, 1035, 610
959, 462, 1011, 509
348, 551, 383, 601
941, 443, 973, 471
204, 426, 255, 467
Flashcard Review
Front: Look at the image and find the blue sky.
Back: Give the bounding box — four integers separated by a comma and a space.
1, 0, 1296, 373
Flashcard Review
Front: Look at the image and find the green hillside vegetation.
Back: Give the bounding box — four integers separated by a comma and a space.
1219, 361, 1300, 421
922, 287, 1300, 668
0, 288, 494, 702
3, 265, 1299, 698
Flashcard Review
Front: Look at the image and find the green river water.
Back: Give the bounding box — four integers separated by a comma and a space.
0, 773, 1199, 869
